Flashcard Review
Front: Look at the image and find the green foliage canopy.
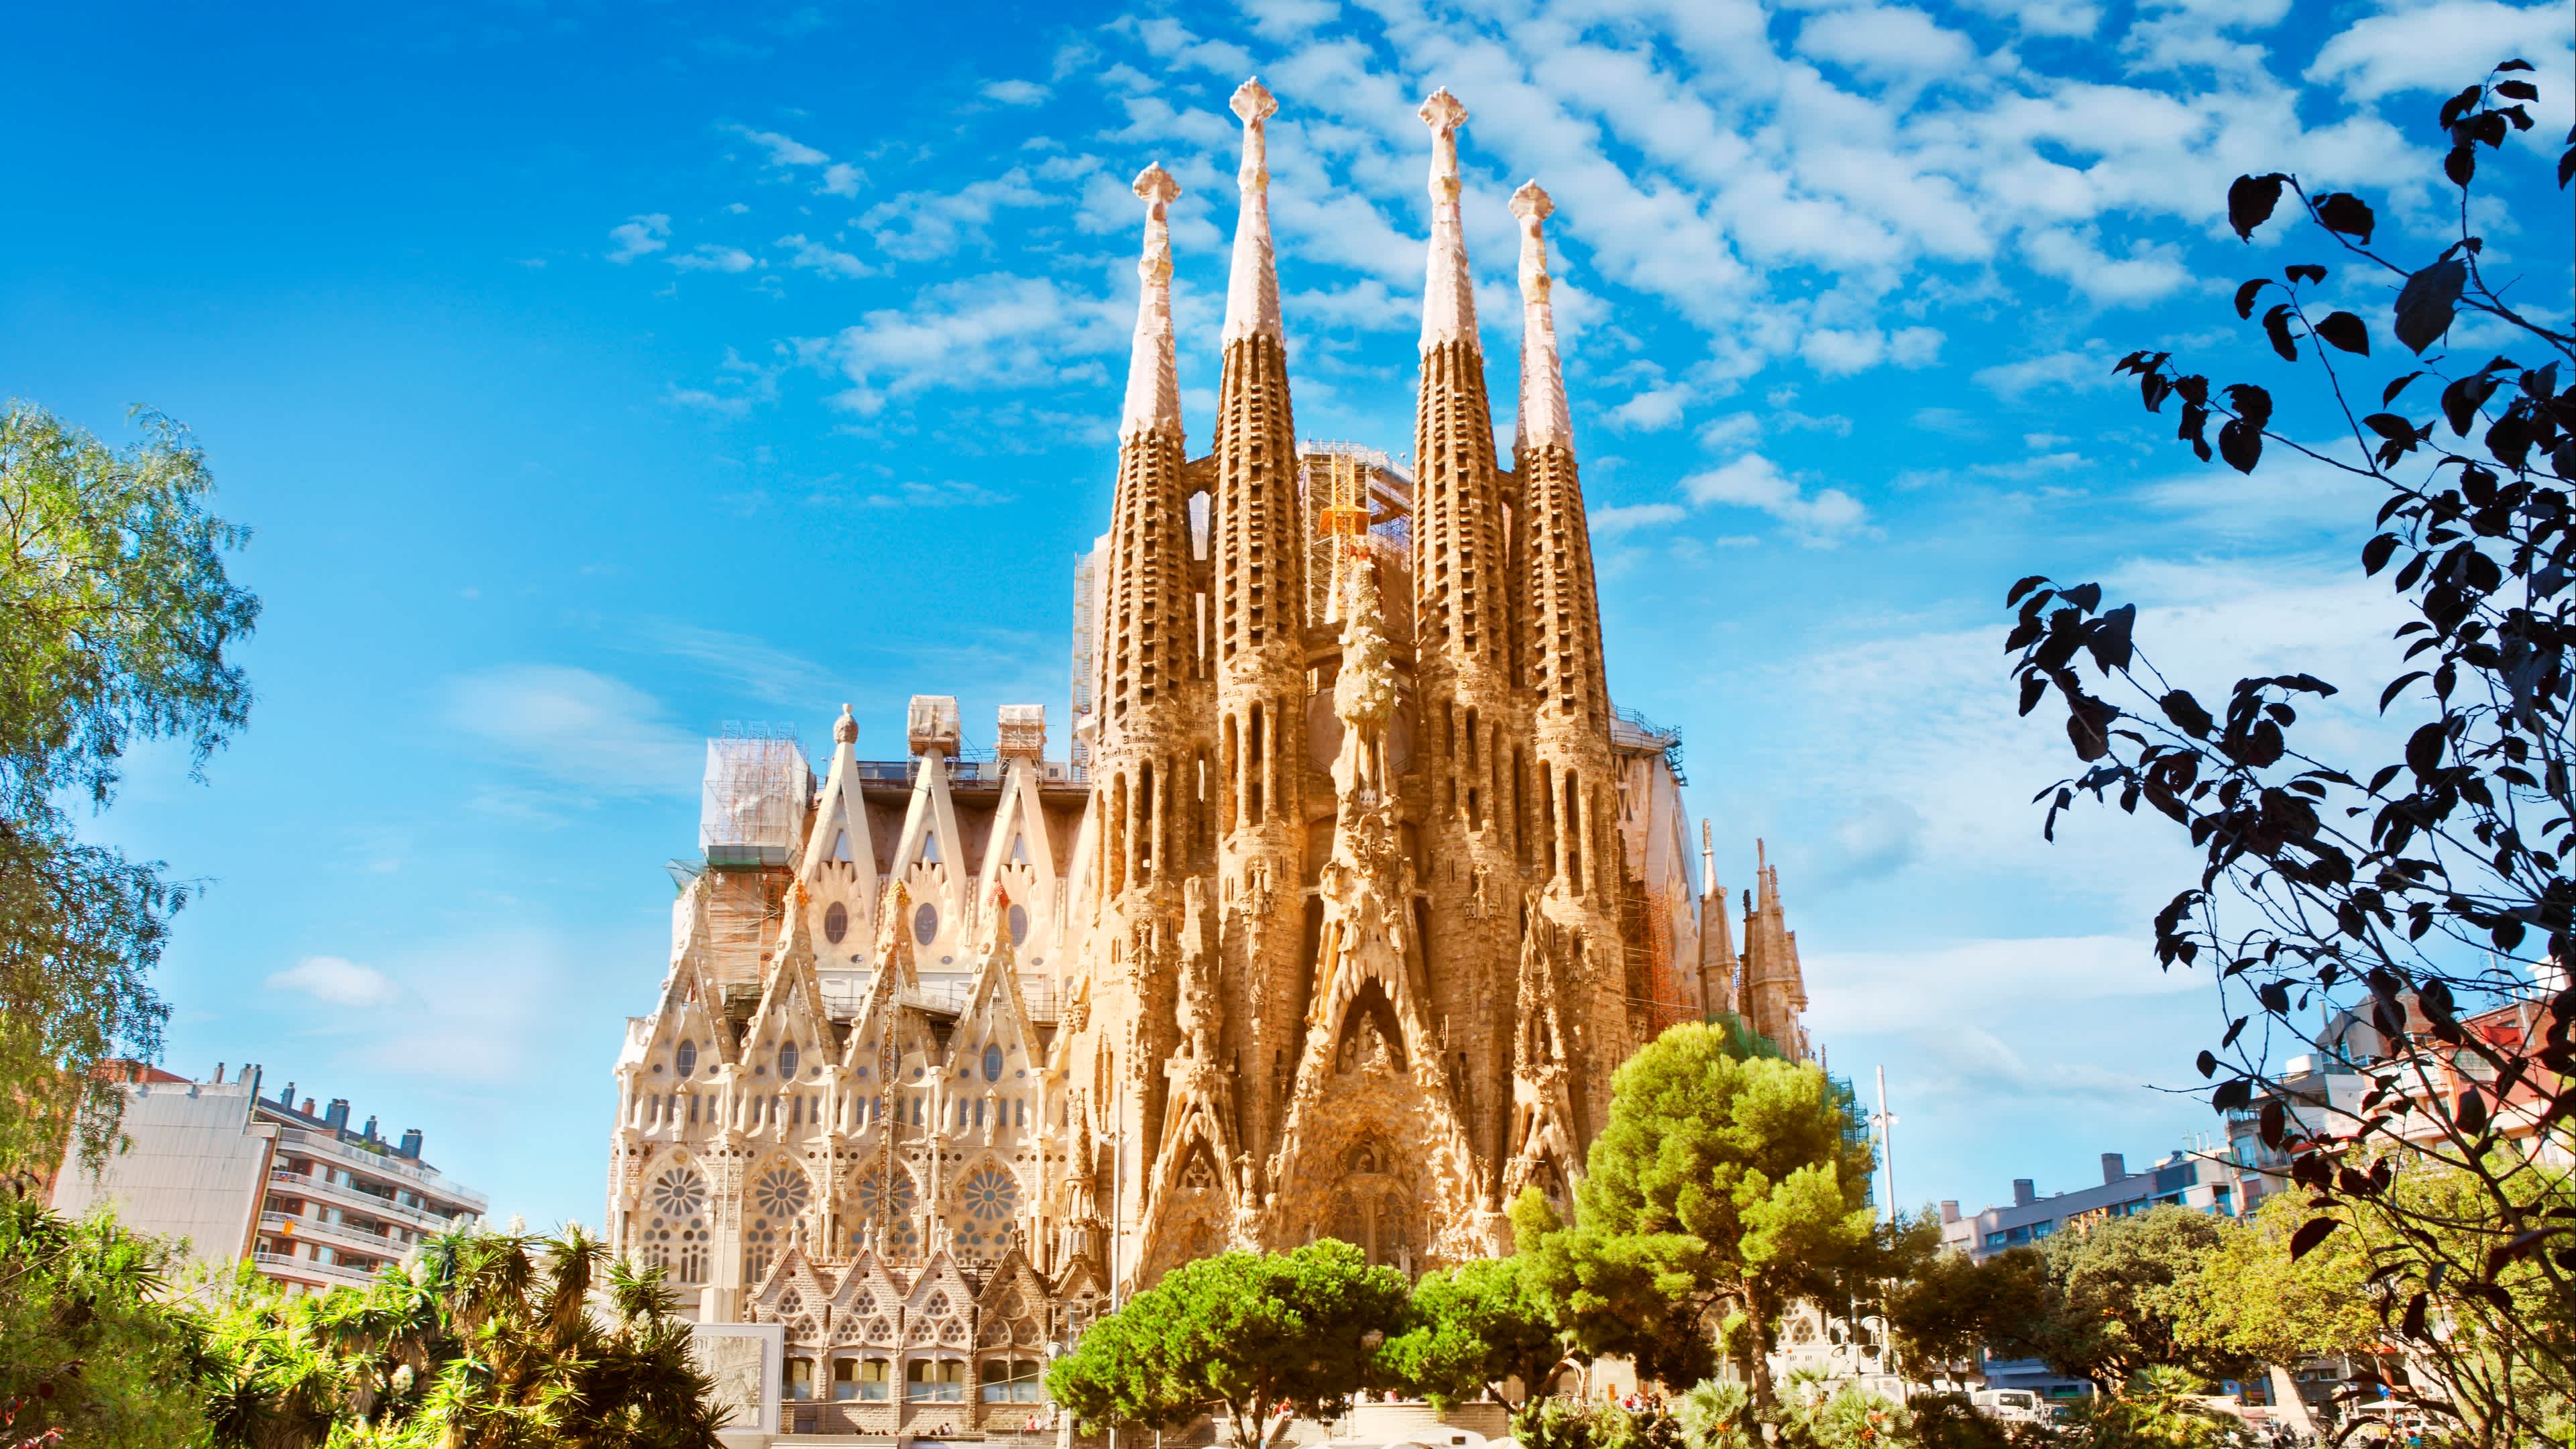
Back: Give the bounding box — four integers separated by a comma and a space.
1045, 1241, 1409, 1449
1520, 1022, 1881, 1395
0, 1195, 218, 1448
0, 402, 258, 1175
1382, 1248, 1571, 1413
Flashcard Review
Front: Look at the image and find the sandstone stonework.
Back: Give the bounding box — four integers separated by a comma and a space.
606, 78, 1815, 1436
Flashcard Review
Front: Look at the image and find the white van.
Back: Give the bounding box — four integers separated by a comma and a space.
1971, 1390, 2046, 1426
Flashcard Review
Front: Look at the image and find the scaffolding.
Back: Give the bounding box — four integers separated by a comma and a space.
1067, 541, 1101, 784
1297, 442, 1415, 645
699, 724, 809, 869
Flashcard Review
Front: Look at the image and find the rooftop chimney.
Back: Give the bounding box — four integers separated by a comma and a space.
213, 1063, 225, 1083
279, 1081, 296, 1107
300, 1097, 316, 1116
324, 1098, 351, 1132
397, 1128, 423, 1159
1940, 1200, 1960, 1224
361, 1114, 379, 1142
2102, 1152, 2127, 1184
2012, 1177, 2037, 1207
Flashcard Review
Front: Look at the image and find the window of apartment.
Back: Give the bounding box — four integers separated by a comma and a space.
837, 1358, 892, 1401
2031, 1222, 2056, 1238
981, 1359, 1043, 1403
1984, 1232, 2006, 1248
783, 1358, 816, 1401
907, 1358, 966, 1402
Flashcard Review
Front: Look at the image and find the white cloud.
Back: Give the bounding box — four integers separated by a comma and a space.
862, 170, 1049, 262
820, 163, 865, 199
814, 272, 1123, 414
266, 955, 403, 1010
1955, 0, 2101, 36
606, 214, 669, 264
1793, 5, 1980, 80
1681, 453, 1867, 539
980, 78, 1052, 107
1887, 326, 1944, 367
443, 665, 700, 797
1697, 413, 1762, 453
1590, 502, 1686, 535
1604, 384, 1690, 432
779, 234, 872, 278
671, 244, 760, 273
2308, 3, 2575, 115
1974, 345, 2113, 400
725, 123, 829, 168
1808, 936, 2194, 1036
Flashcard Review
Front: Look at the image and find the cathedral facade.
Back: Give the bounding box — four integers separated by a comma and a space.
607, 80, 1813, 1436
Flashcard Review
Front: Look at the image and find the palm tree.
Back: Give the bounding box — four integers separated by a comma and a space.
205, 1223, 721, 1449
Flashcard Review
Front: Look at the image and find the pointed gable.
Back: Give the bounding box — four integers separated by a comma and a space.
891, 713, 969, 966
801, 704, 883, 967
975, 749, 1060, 967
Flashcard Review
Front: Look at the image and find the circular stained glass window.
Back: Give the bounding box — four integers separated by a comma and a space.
824, 902, 849, 944
913, 903, 938, 945
1007, 903, 1028, 945
959, 1166, 1019, 1222
650, 1167, 707, 1218
754, 1166, 811, 1218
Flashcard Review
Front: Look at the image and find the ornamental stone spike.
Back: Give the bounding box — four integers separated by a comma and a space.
1418, 87, 1477, 354
1510, 179, 1571, 453
1223, 78, 1283, 344
1120, 162, 1183, 439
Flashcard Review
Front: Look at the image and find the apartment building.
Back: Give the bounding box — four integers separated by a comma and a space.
50, 1062, 487, 1294
1938, 1148, 2242, 1264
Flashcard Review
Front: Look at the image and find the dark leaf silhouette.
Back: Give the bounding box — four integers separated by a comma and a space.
2227, 172, 2286, 241
2315, 311, 2369, 355
2313, 191, 2375, 244
2290, 1216, 2339, 1260
2395, 258, 2467, 354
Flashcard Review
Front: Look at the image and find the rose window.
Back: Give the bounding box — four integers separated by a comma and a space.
754, 1167, 811, 1218
650, 1167, 707, 1218
960, 1167, 1019, 1222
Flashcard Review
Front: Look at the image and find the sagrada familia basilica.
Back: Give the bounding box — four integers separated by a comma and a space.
607, 79, 1815, 1434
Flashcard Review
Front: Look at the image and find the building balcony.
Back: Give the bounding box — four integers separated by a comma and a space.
268, 1164, 475, 1236
252, 1248, 380, 1291
268, 1125, 487, 1212
259, 1210, 412, 1263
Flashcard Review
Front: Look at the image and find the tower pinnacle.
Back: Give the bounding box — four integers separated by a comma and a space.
1510, 180, 1571, 453
1418, 88, 1476, 352
1121, 163, 1183, 439
1223, 78, 1282, 344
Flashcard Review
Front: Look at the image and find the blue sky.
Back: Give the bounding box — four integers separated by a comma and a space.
6, 0, 2569, 1228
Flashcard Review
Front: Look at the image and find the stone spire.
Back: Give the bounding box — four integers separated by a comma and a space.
1209, 74, 1307, 1193
1510, 181, 1571, 453
1121, 163, 1183, 439
1223, 79, 1282, 345
1741, 840, 1809, 1059
1419, 88, 1477, 352
1097, 163, 1197, 745
1697, 819, 1739, 1019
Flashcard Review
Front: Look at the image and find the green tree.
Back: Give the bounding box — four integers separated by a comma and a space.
2074, 1364, 2240, 1449
2170, 1191, 2377, 1371
1777, 1371, 1913, 1449
201, 1223, 722, 1449
1382, 1243, 1573, 1423
1045, 1240, 1409, 1449
0, 402, 258, 1176
1519, 1022, 1880, 1409
2027, 1208, 2249, 1387
0, 1195, 221, 1448
1886, 1244, 2050, 1377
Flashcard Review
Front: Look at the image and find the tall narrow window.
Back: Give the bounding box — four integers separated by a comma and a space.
675, 1040, 697, 1079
